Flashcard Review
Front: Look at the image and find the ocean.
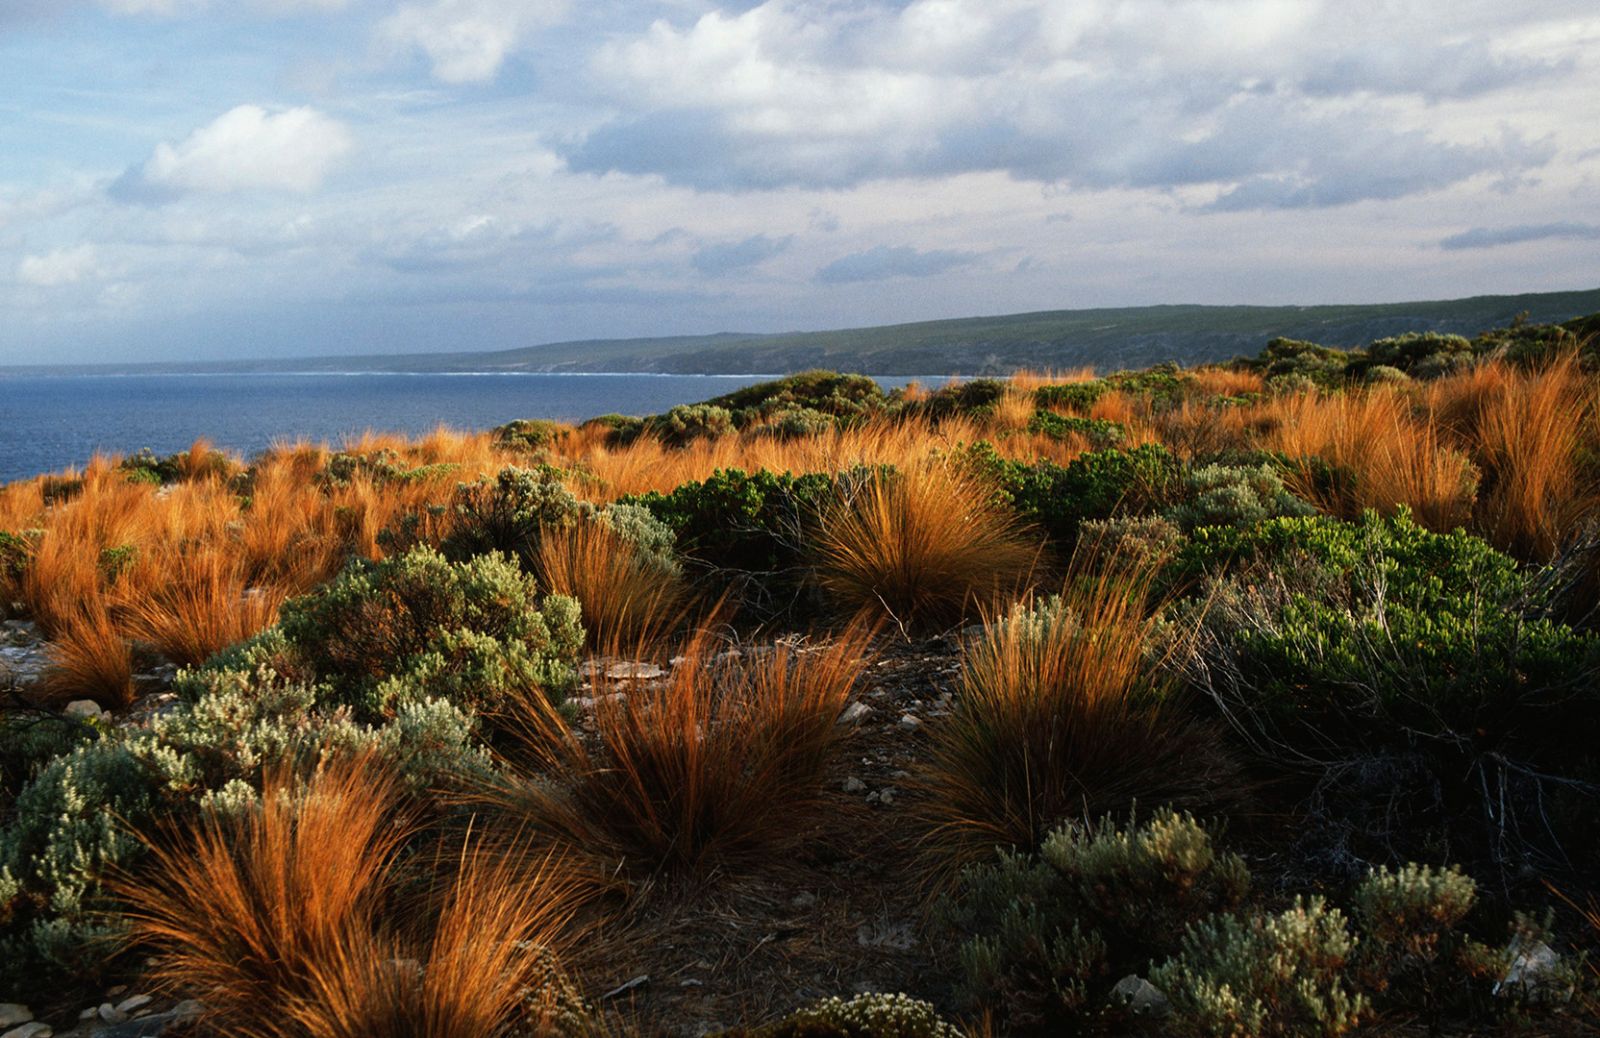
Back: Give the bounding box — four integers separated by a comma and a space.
0, 371, 927, 484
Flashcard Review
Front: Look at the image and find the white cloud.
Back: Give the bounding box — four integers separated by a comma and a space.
379, 0, 569, 83
568, 0, 1587, 203
111, 105, 353, 203
18, 245, 99, 287
96, 0, 347, 13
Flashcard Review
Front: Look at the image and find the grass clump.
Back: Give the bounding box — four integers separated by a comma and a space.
813, 462, 1041, 632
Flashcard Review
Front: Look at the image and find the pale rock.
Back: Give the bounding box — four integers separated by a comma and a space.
0, 1008, 30, 1030
897, 712, 922, 731
113, 996, 152, 1015
98, 1003, 130, 1024
842, 776, 866, 793
837, 701, 872, 725
604, 661, 664, 681
1, 1023, 51, 1038
64, 700, 103, 720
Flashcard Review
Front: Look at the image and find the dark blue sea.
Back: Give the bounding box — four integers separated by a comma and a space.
0, 372, 927, 484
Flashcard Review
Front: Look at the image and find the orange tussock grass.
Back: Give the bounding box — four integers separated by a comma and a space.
535, 521, 690, 649
989, 386, 1038, 432
490, 623, 873, 890
813, 460, 1043, 632
1008, 367, 1097, 395
1190, 365, 1265, 398
126, 548, 287, 667
1429, 354, 1599, 559
119, 755, 586, 1038
41, 601, 135, 707
915, 558, 1239, 873
1258, 386, 1479, 532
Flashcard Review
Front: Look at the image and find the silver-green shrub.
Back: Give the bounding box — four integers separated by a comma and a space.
1152, 896, 1367, 1037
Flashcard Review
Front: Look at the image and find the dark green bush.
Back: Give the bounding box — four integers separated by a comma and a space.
705, 370, 887, 429
0, 531, 30, 611
1163, 462, 1314, 531
1182, 509, 1600, 874
627, 467, 834, 575
1366, 331, 1474, 377
1027, 410, 1126, 448
491, 418, 563, 451
988, 444, 1181, 545
1034, 381, 1107, 412
911, 378, 1008, 419
578, 412, 646, 447
275, 546, 582, 719
318, 448, 458, 488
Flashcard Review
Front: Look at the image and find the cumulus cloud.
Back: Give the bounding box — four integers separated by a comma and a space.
816, 244, 977, 284
17, 245, 99, 287
379, 0, 569, 83
691, 233, 792, 275
110, 105, 353, 204
566, 0, 1571, 204
1440, 222, 1600, 250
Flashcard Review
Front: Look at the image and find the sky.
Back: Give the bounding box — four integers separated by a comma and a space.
1, 0, 1598, 364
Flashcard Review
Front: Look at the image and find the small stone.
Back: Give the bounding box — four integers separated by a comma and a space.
837, 701, 872, 725
80, 1008, 99, 1021
605, 661, 665, 681
0, 1008, 30, 1030
99, 1003, 130, 1024
115, 995, 153, 1015
64, 699, 103, 720
602, 975, 650, 1000
897, 713, 922, 731
104, 987, 127, 998
842, 776, 866, 793
790, 891, 818, 909
1109, 974, 1170, 1017
1, 1023, 51, 1038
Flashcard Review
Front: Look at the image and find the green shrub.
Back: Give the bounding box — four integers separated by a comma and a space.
1152, 897, 1368, 1037
317, 448, 457, 488
441, 465, 590, 570
912, 378, 1008, 419
1182, 509, 1600, 873
706, 370, 887, 429
1353, 864, 1495, 1022
944, 810, 1248, 1030
628, 468, 834, 576
1005, 445, 1180, 545
747, 405, 839, 439
1366, 332, 1473, 377
1027, 410, 1126, 448
0, 531, 30, 613
0, 678, 488, 995
491, 418, 563, 451
646, 403, 735, 446
730, 992, 962, 1038
1034, 381, 1107, 412
275, 546, 582, 719
0, 711, 96, 817
1252, 337, 1353, 386
1164, 462, 1314, 531
578, 412, 646, 447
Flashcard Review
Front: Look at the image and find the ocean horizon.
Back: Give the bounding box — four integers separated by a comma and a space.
0, 370, 933, 484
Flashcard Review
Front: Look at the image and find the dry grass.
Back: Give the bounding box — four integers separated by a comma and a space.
1190, 366, 1265, 398
119, 755, 587, 1038
1429, 354, 1600, 559
915, 558, 1240, 873
40, 602, 135, 707
535, 521, 691, 649
488, 624, 873, 893
1256, 386, 1480, 531
126, 548, 288, 667
813, 461, 1043, 633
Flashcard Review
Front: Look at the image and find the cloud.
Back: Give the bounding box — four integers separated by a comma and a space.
379, 0, 569, 83
816, 244, 977, 284
17, 245, 99, 287
1440, 222, 1600, 250
691, 233, 792, 275
566, 0, 1567, 204
110, 105, 353, 204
